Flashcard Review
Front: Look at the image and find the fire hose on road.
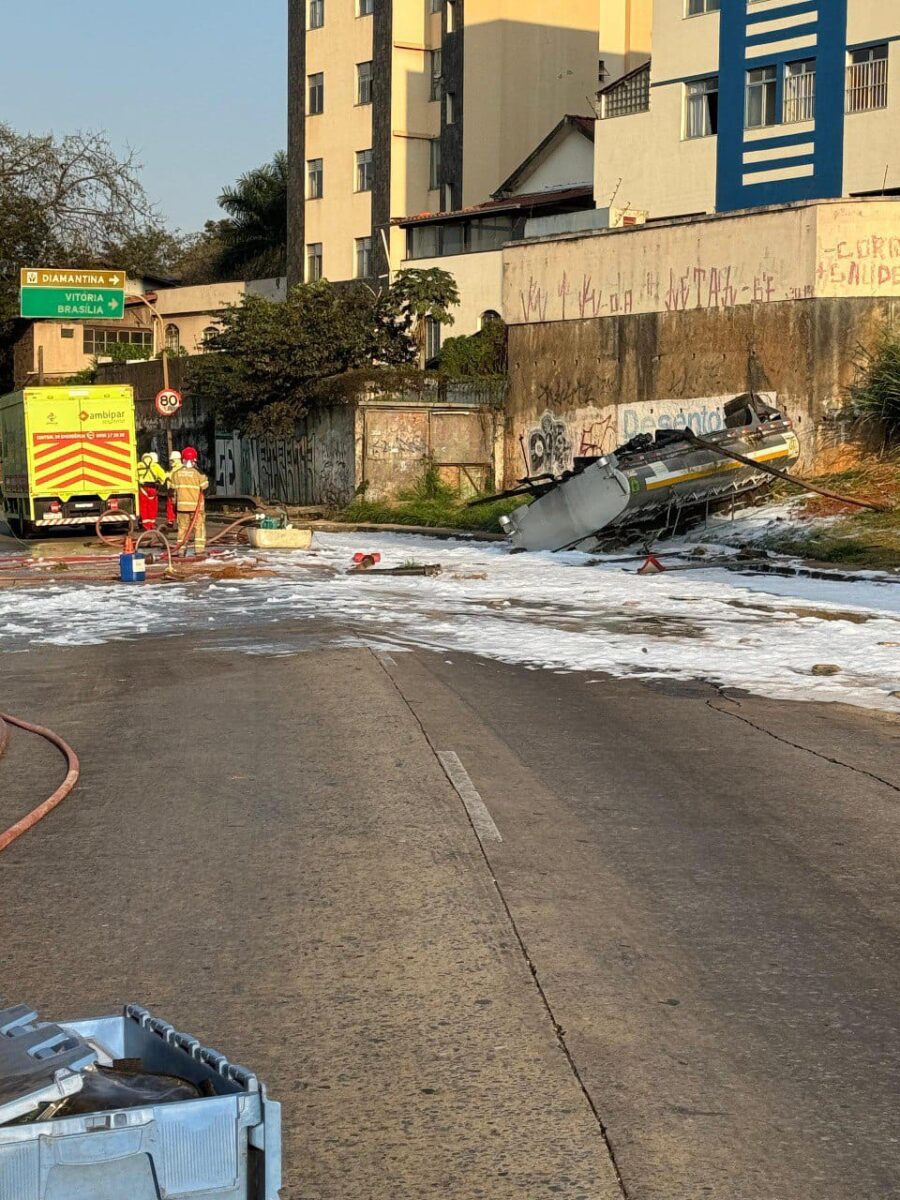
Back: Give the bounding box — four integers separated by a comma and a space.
0, 713, 80, 853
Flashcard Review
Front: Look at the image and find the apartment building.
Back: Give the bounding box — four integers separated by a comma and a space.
287, 0, 652, 286
595, 0, 900, 219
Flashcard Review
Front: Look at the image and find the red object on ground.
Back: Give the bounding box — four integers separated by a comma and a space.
637, 554, 666, 575
166, 496, 175, 524
0, 713, 80, 853
352, 552, 381, 564
139, 486, 159, 529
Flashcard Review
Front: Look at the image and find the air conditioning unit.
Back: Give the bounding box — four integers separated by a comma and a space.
609, 207, 648, 228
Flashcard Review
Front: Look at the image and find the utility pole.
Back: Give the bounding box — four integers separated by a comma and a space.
129, 291, 173, 457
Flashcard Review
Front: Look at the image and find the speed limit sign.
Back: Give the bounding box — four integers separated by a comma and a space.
155, 388, 183, 417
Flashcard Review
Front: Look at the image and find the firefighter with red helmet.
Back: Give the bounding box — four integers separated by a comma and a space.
168, 446, 209, 555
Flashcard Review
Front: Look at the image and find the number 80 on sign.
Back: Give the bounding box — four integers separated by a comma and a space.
155, 388, 183, 417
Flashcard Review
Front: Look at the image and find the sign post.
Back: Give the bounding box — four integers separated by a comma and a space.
20, 268, 126, 321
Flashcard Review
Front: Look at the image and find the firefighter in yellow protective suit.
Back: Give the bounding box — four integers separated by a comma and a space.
137, 452, 167, 529
168, 446, 209, 555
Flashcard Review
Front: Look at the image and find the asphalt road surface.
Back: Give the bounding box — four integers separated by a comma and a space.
2, 622, 898, 1199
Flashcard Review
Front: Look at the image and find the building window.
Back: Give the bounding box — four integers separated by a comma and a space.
425, 317, 442, 364
306, 243, 323, 282
783, 59, 816, 124
357, 60, 373, 105
445, 92, 456, 125
600, 62, 651, 119
355, 236, 374, 278
430, 0, 442, 10
165, 324, 180, 353
308, 72, 324, 115
307, 158, 323, 199
686, 0, 719, 13
684, 76, 718, 138
202, 325, 219, 348
357, 0, 373, 14
355, 149, 374, 192
847, 44, 889, 113
480, 310, 502, 327
445, 0, 456, 33
442, 183, 454, 212
83, 327, 152, 355
746, 66, 777, 128
308, 0, 324, 28
429, 139, 441, 190
429, 49, 443, 101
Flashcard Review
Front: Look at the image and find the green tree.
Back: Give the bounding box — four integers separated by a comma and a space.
213, 152, 288, 281
187, 280, 405, 434
382, 267, 460, 359
186, 270, 459, 434
0, 123, 160, 389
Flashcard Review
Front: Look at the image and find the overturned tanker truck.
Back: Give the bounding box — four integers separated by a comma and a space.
482, 394, 801, 553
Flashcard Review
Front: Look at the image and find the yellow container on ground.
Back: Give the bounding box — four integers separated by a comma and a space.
247, 527, 314, 550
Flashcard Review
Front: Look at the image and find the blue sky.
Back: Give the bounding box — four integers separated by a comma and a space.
1, 1, 287, 233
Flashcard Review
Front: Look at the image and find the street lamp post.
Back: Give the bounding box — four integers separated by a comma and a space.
129, 291, 173, 457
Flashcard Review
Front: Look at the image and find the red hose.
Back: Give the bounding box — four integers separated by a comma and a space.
0, 714, 80, 853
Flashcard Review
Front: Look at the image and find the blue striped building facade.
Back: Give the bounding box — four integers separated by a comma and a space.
716, 0, 849, 211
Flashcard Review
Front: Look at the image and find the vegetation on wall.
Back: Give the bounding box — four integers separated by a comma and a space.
848, 329, 900, 447
438, 318, 507, 378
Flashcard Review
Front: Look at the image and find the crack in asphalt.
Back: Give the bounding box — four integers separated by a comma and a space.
372, 649, 630, 1200
707, 694, 900, 795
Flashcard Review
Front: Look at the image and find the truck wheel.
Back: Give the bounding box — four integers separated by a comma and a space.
7, 517, 34, 540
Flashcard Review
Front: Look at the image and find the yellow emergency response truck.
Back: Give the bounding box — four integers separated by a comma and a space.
0, 385, 139, 537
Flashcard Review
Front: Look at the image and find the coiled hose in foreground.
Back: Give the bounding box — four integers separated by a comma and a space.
0, 713, 80, 853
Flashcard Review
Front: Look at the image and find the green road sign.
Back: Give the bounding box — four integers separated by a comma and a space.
19, 267, 126, 321
20, 286, 125, 320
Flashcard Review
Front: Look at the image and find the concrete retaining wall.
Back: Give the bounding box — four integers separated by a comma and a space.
505, 295, 900, 484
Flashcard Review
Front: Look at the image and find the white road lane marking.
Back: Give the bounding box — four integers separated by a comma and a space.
437, 751, 502, 843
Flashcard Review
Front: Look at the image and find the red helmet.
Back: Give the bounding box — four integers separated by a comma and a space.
182, 446, 198, 463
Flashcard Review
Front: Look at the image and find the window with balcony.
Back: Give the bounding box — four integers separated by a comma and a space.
600, 62, 650, 119
684, 76, 718, 138
308, 0, 324, 29
357, 60, 373, 105
429, 139, 441, 190
306, 243, 323, 282
429, 49, 443, 101
355, 236, 374, 278
746, 65, 777, 128
355, 149, 374, 192
783, 59, 816, 124
308, 72, 324, 115
686, 0, 719, 13
307, 158, 323, 199
847, 44, 889, 113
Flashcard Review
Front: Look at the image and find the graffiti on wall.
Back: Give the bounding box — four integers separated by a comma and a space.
817, 234, 900, 289
214, 430, 352, 507
526, 411, 573, 475
507, 206, 900, 325
520, 394, 777, 475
